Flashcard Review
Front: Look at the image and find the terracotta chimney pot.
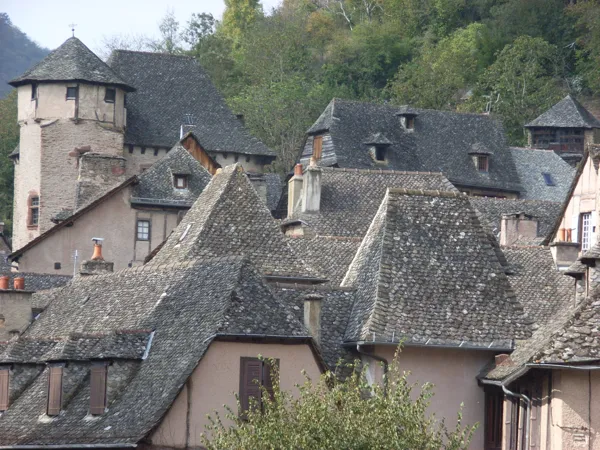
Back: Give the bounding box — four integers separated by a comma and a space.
495, 353, 511, 366
294, 164, 303, 177
558, 228, 566, 242
0, 276, 9, 290
13, 277, 25, 290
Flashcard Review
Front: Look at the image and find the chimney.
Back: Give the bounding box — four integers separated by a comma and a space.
287, 164, 304, 217
500, 213, 538, 246
303, 294, 322, 344
13, 277, 24, 290
80, 238, 114, 275
301, 158, 322, 213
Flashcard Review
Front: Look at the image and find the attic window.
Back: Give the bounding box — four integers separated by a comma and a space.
312, 136, 323, 160
104, 88, 116, 103
542, 172, 555, 186
406, 116, 415, 130
90, 362, 108, 415
66, 87, 78, 100
47, 365, 64, 416
375, 146, 386, 162
137, 219, 150, 241
476, 155, 489, 173
174, 175, 188, 189
0, 368, 8, 412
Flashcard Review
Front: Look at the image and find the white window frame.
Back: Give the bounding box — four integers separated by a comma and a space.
581, 212, 592, 251
136, 219, 150, 241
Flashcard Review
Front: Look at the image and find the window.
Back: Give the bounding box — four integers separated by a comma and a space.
476, 155, 489, 173
406, 116, 415, 130
239, 357, 278, 414
47, 365, 64, 416
31, 83, 37, 100
375, 146, 386, 162
542, 172, 555, 186
484, 390, 503, 450
66, 87, 78, 100
104, 88, 116, 103
581, 212, 592, 251
137, 220, 150, 241
28, 195, 39, 227
174, 175, 188, 189
90, 363, 108, 415
0, 368, 8, 412
312, 135, 323, 160
54, 262, 61, 270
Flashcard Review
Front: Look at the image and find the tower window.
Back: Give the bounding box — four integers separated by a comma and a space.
476, 155, 489, 173
542, 172, 555, 186
174, 175, 188, 189
28, 195, 39, 227
137, 220, 150, 241
104, 88, 116, 103
31, 83, 37, 100
66, 87, 78, 100
312, 136, 323, 160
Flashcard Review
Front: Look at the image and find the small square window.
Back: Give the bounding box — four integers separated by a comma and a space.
104, 88, 116, 103
66, 87, 78, 100
54, 262, 61, 270
137, 220, 150, 241
542, 172, 555, 186
174, 175, 188, 189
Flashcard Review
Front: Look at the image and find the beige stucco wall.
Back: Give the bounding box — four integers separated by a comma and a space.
370, 345, 495, 450
555, 155, 598, 248
0, 291, 32, 341
149, 341, 322, 448
210, 153, 266, 173
16, 187, 180, 274
124, 146, 170, 176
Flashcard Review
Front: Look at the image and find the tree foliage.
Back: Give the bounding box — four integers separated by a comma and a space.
203, 357, 475, 449
0, 90, 17, 232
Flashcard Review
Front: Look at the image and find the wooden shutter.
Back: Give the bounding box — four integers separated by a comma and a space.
0, 369, 9, 411
240, 358, 263, 413
90, 363, 108, 415
47, 366, 63, 416
313, 136, 323, 160
262, 359, 279, 403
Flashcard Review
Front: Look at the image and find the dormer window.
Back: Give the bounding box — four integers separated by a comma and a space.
66, 86, 78, 100
312, 135, 323, 160
90, 362, 108, 415
104, 88, 116, 103
476, 155, 489, 172
406, 116, 415, 130
364, 132, 392, 165
395, 106, 418, 132
0, 367, 9, 412
375, 147, 386, 162
174, 175, 188, 189
47, 364, 64, 416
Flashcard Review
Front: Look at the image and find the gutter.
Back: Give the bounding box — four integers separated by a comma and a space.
356, 343, 389, 396
343, 340, 514, 352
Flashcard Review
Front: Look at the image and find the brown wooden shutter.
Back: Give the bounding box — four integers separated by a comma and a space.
239, 357, 263, 413
90, 363, 108, 415
0, 369, 9, 411
313, 136, 323, 160
47, 366, 63, 416
262, 359, 279, 403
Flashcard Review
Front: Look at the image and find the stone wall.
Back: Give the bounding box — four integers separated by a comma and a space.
76, 153, 127, 209
0, 290, 32, 341
124, 145, 170, 176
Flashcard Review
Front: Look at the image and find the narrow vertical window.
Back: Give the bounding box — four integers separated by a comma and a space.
90, 362, 108, 415
31, 83, 37, 100
239, 357, 279, 414
484, 390, 503, 450
47, 365, 64, 416
137, 219, 150, 241
406, 116, 415, 129
581, 212, 592, 251
312, 136, 323, 160
0, 368, 9, 412
28, 195, 39, 227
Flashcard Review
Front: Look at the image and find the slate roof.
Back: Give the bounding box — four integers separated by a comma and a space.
131, 143, 212, 207
341, 189, 531, 348
0, 257, 310, 446
107, 50, 274, 157
286, 236, 361, 286
290, 167, 457, 238
525, 95, 600, 129
302, 99, 522, 195
151, 164, 319, 279
469, 197, 563, 243
502, 246, 574, 327
9, 37, 134, 91
510, 147, 575, 202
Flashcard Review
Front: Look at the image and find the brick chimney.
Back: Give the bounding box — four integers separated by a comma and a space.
80, 238, 114, 275
287, 164, 304, 217
303, 293, 322, 344
301, 158, 322, 213
500, 213, 538, 246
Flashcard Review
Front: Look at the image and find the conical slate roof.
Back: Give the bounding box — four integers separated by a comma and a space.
9, 37, 134, 91
151, 164, 320, 279
525, 95, 600, 129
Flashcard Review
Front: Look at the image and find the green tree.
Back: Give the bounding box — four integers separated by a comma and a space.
569, 0, 600, 93
221, 0, 264, 44
203, 356, 475, 449
387, 23, 490, 109
150, 10, 184, 54
0, 90, 17, 232
463, 35, 565, 145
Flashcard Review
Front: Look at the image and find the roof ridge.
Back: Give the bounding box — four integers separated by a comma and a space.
322, 167, 444, 176
470, 196, 560, 204
387, 188, 463, 198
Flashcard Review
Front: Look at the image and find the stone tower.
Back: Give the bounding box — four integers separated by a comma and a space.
9, 37, 135, 250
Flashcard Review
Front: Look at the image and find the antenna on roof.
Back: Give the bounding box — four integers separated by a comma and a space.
68, 23, 77, 38
184, 114, 196, 125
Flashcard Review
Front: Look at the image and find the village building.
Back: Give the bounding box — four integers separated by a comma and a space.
525, 94, 600, 165
8, 37, 276, 251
